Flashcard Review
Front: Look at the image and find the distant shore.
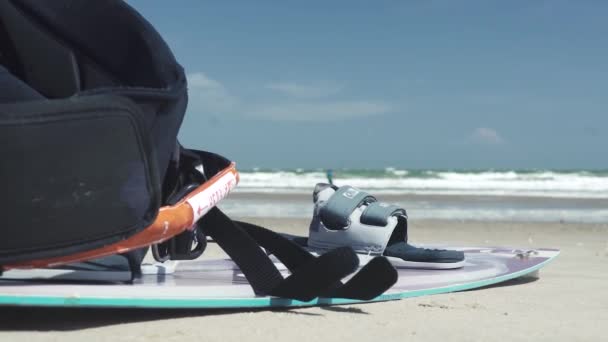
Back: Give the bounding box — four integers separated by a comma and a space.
219, 191, 608, 223
225, 190, 608, 207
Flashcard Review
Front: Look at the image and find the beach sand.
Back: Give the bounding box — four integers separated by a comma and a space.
1, 218, 607, 342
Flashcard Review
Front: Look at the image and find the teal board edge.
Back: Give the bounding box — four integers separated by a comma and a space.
0, 251, 559, 309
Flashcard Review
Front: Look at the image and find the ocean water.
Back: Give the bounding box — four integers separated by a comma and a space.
219, 169, 608, 223
234, 169, 608, 198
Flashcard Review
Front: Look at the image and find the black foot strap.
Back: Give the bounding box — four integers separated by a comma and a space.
233, 220, 398, 300
324, 257, 397, 300
202, 207, 362, 301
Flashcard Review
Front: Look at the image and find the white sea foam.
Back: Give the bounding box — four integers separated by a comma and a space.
234, 170, 608, 198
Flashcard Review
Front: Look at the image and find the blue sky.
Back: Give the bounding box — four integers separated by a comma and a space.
128, 1, 607, 170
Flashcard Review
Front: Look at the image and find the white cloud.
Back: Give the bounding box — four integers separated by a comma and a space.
248, 101, 392, 122
186, 73, 392, 122
188, 72, 224, 89
264, 82, 343, 99
471, 127, 505, 145
187, 72, 238, 114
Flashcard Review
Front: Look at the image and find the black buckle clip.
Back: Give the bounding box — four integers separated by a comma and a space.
151, 183, 208, 262
151, 226, 207, 262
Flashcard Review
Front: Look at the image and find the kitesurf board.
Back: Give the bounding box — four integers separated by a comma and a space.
0, 246, 559, 309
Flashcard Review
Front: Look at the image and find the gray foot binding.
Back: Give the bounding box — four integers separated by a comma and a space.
308, 183, 465, 270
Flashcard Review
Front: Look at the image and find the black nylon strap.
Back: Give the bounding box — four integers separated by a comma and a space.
202, 208, 285, 297
234, 220, 398, 301
271, 246, 358, 301
234, 220, 312, 272
202, 207, 362, 302
324, 256, 397, 300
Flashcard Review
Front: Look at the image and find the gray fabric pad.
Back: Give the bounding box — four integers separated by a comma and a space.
360, 202, 406, 227
319, 186, 375, 229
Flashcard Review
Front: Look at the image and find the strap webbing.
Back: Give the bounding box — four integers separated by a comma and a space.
202, 208, 359, 301
234, 220, 312, 271
324, 257, 397, 300
234, 220, 398, 301
202, 208, 284, 296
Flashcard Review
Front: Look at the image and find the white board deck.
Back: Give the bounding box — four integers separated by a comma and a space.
0, 246, 559, 309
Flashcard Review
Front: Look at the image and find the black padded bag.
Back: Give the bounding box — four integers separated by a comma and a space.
0, 0, 188, 264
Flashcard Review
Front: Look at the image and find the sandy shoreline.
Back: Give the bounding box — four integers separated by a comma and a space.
227, 191, 608, 207
1, 218, 607, 341
218, 192, 608, 223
